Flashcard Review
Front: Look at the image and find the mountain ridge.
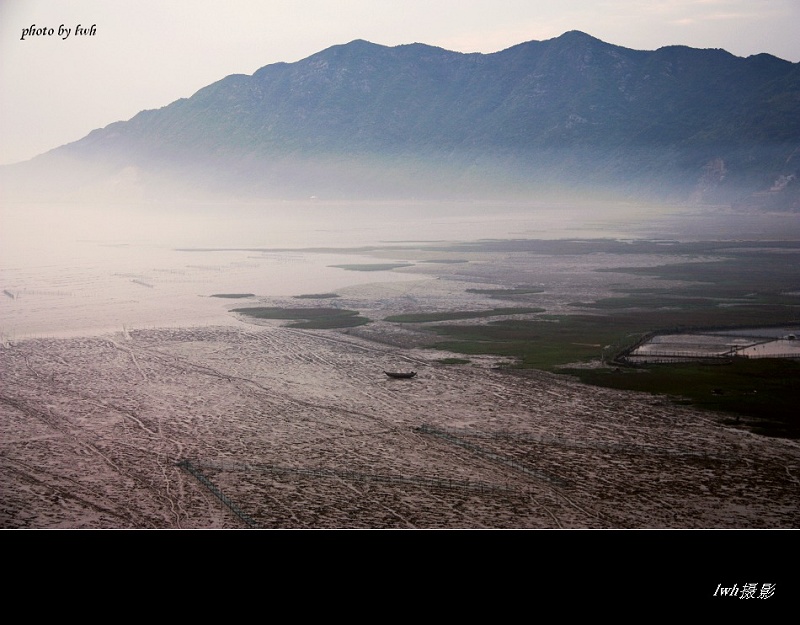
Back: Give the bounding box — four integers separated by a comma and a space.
4, 31, 799, 207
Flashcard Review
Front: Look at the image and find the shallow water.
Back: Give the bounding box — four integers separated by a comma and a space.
4, 199, 799, 339
1, 199, 650, 338
0, 243, 428, 339
0, 202, 432, 339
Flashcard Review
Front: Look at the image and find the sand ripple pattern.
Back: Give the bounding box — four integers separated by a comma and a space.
2, 326, 798, 528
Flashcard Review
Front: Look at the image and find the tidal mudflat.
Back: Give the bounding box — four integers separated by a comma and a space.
3, 324, 798, 528
2, 201, 799, 528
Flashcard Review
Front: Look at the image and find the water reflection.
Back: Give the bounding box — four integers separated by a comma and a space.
4, 199, 800, 339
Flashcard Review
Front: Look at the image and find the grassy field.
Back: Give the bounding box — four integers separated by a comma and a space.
427, 314, 638, 369
329, 263, 413, 271
211, 293, 255, 298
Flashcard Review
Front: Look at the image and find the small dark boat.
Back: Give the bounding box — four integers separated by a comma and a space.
384, 370, 417, 379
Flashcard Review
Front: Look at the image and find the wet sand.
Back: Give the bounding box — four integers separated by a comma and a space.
2, 318, 798, 529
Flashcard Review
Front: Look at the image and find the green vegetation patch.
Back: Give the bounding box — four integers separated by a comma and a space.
598, 254, 800, 301
421, 259, 469, 264
422, 306, 800, 437
562, 359, 800, 439
290, 315, 369, 329
570, 295, 743, 310
230, 306, 369, 329
436, 357, 472, 365
428, 315, 634, 370
329, 263, 413, 271
211, 293, 255, 298
426, 305, 800, 370
385, 307, 545, 323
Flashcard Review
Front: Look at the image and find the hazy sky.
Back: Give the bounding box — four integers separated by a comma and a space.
1, 0, 798, 166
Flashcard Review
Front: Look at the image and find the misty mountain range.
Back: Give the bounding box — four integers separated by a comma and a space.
5, 30, 800, 208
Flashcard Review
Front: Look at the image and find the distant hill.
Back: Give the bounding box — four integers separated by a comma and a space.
4, 31, 799, 207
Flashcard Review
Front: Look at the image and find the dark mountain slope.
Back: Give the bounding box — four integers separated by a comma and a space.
5, 31, 799, 206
